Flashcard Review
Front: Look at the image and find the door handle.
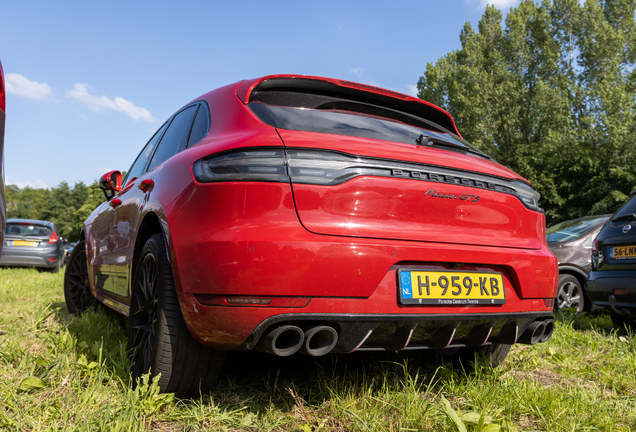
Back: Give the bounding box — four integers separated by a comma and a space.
138, 179, 155, 193
110, 198, 122, 208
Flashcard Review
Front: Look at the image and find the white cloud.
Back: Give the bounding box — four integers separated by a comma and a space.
405, 84, 418, 97
5, 73, 54, 100
10, 179, 50, 189
66, 83, 157, 122
467, 0, 520, 10
350, 67, 363, 75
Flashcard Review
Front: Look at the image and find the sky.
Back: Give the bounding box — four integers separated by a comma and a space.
0, 0, 521, 190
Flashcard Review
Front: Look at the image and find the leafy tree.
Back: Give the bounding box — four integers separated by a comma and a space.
417, 0, 636, 224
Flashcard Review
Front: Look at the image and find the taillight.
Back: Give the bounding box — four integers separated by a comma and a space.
0, 59, 5, 113
193, 147, 543, 211
48, 232, 58, 244
192, 149, 287, 183
592, 238, 598, 253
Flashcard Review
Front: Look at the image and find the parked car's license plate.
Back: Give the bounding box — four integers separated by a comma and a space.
398, 269, 505, 305
610, 245, 636, 259
12, 240, 37, 247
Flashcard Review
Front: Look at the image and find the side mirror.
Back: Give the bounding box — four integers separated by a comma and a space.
99, 170, 122, 201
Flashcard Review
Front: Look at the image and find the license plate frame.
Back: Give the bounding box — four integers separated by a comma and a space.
12, 240, 37, 247
397, 269, 506, 305
610, 245, 636, 260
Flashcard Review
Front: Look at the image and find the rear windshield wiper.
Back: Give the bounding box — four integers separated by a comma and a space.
611, 213, 636, 223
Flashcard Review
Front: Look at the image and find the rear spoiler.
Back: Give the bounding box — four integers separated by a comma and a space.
235, 75, 462, 137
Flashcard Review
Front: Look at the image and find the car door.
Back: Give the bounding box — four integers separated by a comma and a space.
94, 121, 169, 298
110, 104, 199, 299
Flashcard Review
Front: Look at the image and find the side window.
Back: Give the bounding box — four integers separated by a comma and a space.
147, 105, 197, 171
123, 121, 169, 186
187, 103, 210, 148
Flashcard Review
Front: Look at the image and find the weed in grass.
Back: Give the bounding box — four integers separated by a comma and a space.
2, 267, 636, 430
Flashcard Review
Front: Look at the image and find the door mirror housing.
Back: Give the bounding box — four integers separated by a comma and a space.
99, 170, 122, 201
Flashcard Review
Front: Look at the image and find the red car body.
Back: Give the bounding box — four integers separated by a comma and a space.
71, 75, 557, 394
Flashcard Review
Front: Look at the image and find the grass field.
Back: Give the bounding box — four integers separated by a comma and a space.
0, 267, 635, 431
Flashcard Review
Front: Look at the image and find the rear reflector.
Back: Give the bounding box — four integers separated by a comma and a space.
614, 289, 629, 296
194, 295, 311, 308
47, 258, 57, 262
48, 232, 59, 244
544, 298, 555, 308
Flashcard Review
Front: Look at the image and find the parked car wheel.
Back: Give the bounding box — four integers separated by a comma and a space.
128, 234, 225, 397
64, 241, 97, 315
555, 274, 584, 312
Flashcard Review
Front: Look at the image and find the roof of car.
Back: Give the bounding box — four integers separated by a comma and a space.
6, 218, 56, 229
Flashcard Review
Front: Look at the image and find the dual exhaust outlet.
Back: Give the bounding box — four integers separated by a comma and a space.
517, 319, 555, 345
256, 325, 338, 357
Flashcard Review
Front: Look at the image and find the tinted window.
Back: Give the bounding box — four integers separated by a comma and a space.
249, 102, 487, 158
123, 122, 169, 185
148, 106, 197, 171
612, 194, 636, 220
6, 223, 52, 237
546, 215, 608, 242
187, 104, 210, 148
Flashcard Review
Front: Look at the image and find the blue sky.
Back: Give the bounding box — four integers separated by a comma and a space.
1, 0, 520, 189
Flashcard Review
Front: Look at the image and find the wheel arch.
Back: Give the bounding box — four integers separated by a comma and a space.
558, 265, 588, 288
131, 212, 171, 292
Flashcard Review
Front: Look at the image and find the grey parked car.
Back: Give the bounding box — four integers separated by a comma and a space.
547, 214, 610, 312
1, 219, 64, 272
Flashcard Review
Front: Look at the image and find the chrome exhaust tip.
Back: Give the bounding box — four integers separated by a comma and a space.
255, 325, 304, 357
298, 326, 338, 356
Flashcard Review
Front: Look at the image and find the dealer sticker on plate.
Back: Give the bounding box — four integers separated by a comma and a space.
398, 269, 505, 305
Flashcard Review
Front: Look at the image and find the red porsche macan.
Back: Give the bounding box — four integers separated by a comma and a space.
64, 75, 557, 396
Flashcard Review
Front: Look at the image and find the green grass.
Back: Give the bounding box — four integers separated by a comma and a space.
1, 267, 635, 431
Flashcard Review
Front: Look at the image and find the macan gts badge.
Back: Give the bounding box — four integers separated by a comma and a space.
64, 75, 558, 397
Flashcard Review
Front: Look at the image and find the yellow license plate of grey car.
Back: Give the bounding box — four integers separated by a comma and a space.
398, 270, 505, 305
610, 245, 636, 259
12, 240, 37, 247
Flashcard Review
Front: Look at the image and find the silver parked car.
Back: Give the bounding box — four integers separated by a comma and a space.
1, 219, 64, 272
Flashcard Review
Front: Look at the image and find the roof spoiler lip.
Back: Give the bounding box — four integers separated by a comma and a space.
234, 74, 462, 137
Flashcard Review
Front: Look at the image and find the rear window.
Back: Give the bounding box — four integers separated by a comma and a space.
546, 215, 608, 242
6, 223, 52, 237
612, 194, 636, 221
249, 102, 488, 158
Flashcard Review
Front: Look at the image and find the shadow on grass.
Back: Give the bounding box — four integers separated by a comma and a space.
56, 303, 496, 410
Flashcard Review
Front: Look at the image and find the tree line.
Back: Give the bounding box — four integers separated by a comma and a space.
5, 181, 104, 242
418, 0, 636, 224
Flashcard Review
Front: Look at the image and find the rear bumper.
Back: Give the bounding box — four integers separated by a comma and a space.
0, 249, 60, 268
168, 182, 558, 351
587, 270, 636, 309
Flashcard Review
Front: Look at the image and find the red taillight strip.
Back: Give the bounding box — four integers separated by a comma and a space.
0, 59, 5, 113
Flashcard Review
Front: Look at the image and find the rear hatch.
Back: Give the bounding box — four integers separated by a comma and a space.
597, 194, 636, 270
4, 222, 54, 249
243, 77, 544, 249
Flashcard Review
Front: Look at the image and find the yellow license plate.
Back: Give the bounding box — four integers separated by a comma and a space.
610, 245, 636, 260
12, 240, 37, 247
398, 270, 505, 305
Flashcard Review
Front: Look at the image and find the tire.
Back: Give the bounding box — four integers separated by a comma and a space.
64, 240, 97, 315
128, 233, 225, 397
446, 343, 511, 369
555, 274, 584, 312
49, 257, 61, 273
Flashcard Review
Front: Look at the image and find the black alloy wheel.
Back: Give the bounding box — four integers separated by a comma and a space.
129, 251, 159, 381
127, 233, 225, 397
555, 274, 584, 312
64, 240, 97, 315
